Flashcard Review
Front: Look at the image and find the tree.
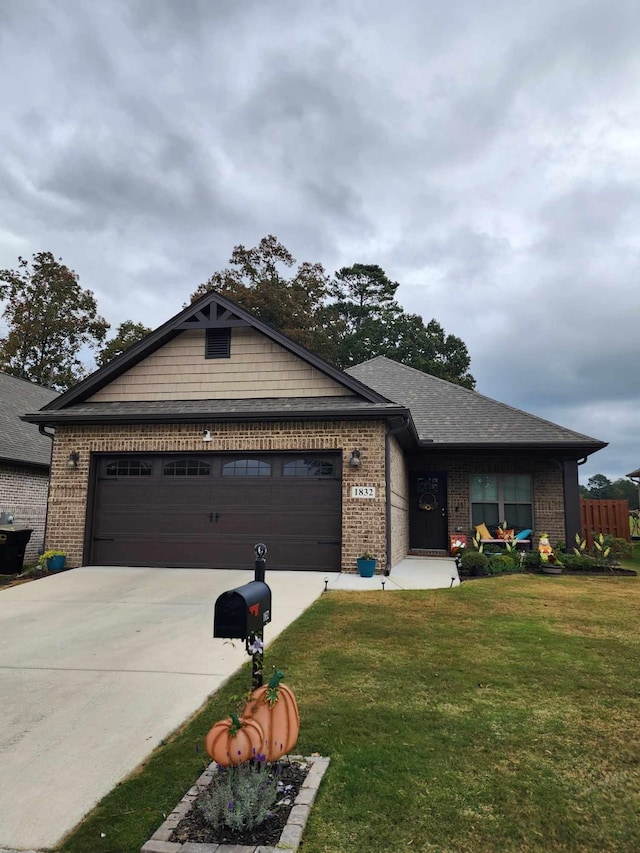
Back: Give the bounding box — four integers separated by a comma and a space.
329, 263, 475, 387
191, 235, 334, 360
196, 238, 476, 388
0, 252, 109, 390
96, 321, 152, 367
586, 474, 614, 500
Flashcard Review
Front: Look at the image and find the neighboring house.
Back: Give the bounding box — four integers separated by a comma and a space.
23, 291, 606, 572
0, 372, 59, 563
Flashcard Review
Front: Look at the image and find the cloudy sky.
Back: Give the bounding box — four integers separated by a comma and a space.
1, 0, 638, 484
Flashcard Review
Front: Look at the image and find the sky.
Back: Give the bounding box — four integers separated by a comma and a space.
1, 0, 638, 485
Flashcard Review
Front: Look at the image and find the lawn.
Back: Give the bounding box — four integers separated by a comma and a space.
59, 571, 640, 853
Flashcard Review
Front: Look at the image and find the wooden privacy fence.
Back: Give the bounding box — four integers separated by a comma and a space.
580, 499, 630, 546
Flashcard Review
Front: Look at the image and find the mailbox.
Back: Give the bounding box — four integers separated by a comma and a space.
213, 580, 272, 640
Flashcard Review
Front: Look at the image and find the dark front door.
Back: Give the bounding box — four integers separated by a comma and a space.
410, 472, 448, 550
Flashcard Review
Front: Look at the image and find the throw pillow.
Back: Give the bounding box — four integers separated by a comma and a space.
474, 522, 492, 541
514, 528, 533, 540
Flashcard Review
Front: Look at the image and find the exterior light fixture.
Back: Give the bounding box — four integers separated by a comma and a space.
66, 452, 80, 469
324, 577, 329, 592
202, 430, 212, 442
348, 449, 362, 469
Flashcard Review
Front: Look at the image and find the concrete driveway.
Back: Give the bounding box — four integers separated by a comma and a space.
0, 566, 328, 851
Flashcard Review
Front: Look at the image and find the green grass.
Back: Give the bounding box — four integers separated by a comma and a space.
58, 574, 640, 853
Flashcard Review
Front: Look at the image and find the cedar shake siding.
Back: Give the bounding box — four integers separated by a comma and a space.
88, 328, 353, 403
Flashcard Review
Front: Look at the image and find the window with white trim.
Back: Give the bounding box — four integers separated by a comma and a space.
470, 474, 532, 529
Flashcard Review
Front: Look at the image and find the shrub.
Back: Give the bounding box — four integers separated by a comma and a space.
197, 759, 280, 833
460, 551, 489, 577
603, 536, 632, 560
522, 551, 540, 570
488, 555, 516, 575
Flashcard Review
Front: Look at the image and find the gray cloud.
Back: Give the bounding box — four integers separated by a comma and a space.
1, 0, 639, 483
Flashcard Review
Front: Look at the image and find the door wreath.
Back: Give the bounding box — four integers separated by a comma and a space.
418, 492, 439, 511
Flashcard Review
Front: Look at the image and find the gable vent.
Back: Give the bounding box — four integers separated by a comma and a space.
205, 328, 231, 359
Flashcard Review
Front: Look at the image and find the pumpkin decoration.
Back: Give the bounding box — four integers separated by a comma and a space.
204, 712, 265, 766
243, 669, 300, 761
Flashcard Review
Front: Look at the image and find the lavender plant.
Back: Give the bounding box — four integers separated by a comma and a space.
197, 758, 280, 832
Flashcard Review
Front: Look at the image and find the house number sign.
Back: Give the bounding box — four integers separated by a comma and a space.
351, 486, 376, 498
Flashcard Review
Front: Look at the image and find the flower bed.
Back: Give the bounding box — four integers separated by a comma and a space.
141, 754, 329, 853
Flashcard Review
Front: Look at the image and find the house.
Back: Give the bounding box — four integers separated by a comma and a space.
0, 372, 59, 563
22, 290, 606, 572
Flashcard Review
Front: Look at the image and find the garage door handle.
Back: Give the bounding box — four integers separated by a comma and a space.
209, 512, 220, 522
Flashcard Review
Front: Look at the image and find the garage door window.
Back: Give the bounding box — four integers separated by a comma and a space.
283, 458, 335, 477
163, 459, 211, 476
222, 459, 271, 477
105, 459, 152, 476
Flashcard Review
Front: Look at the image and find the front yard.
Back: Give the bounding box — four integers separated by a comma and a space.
61, 570, 640, 853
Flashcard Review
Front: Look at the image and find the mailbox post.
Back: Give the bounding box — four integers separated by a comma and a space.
213, 544, 271, 689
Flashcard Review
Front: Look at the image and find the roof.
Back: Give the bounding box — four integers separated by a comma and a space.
23, 396, 408, 426
31, 290, 390, 415
627, 469, 640, 478
347, 356, 607, 453
0, 373, 58, 467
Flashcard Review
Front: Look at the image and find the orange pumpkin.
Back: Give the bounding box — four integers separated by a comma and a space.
243, 669, 300, 761
204, 713, 265, 766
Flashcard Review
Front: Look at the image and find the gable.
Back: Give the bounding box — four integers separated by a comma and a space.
88, 326, 353, 402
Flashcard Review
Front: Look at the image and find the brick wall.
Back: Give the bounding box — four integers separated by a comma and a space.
389, 436, 409, 567
0, 462, 50, 563
435, 453, 565, 544
47, 420, 388, 572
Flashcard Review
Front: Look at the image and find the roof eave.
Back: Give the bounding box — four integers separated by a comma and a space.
22, 406, 411, 428
415, 440, 608, 455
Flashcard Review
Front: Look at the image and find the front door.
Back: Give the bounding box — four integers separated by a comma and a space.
410, 472, 448, 550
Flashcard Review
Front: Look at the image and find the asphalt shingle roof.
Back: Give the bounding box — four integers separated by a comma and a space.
347, 356, 605, 449
0, 373, 59, 466
24, 395, 406, 424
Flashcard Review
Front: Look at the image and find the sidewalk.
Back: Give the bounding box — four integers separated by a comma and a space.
326, 555, 460, 590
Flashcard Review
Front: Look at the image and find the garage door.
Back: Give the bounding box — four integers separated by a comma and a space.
89, 453, 342, 571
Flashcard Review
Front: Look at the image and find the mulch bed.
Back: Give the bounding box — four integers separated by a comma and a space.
170, 758, 309, 847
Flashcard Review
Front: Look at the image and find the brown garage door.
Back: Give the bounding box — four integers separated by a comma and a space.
89, 453, 342, 571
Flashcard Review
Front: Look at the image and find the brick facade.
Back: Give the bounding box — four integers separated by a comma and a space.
0, 462, 50, 563
430, 453, 565, 545
47, 420, 389, 572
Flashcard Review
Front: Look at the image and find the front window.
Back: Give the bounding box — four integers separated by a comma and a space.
470, 474, 532, 529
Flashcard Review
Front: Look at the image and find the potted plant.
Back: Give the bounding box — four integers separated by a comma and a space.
356, 551, 377, 577
38, 549, 67, 572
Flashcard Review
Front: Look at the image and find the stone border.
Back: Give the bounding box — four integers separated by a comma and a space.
141, 755, 330, 853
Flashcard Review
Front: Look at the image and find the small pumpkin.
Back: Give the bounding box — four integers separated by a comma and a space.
243, 669, 300, 761
204, 713, 265, 766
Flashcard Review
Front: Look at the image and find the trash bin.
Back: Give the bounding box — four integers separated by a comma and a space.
0, 526, 33, 574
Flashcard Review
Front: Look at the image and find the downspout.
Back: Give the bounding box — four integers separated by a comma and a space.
39, 425, 55, 555
385, 417, 410, 576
